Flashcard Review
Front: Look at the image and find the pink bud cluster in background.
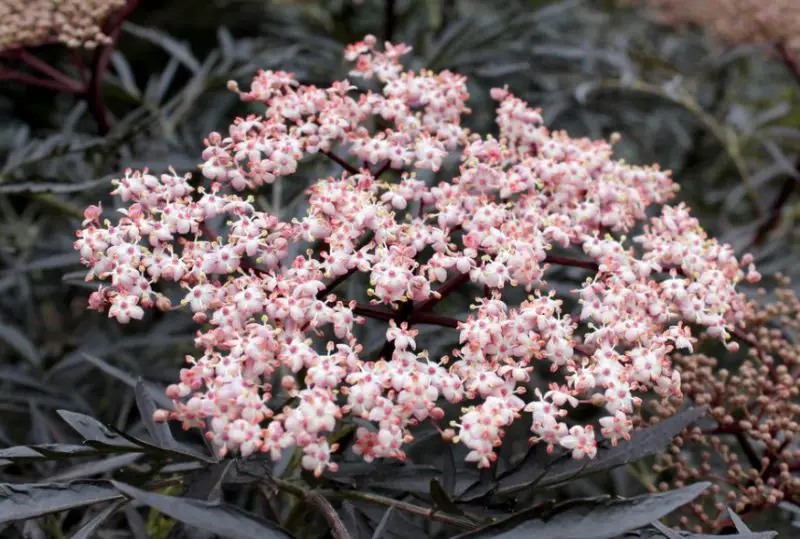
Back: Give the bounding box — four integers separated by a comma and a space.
0, 0, 126, 51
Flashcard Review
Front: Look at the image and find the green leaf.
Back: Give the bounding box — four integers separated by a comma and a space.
0, 481, 121, 523
454, 482, 710, 539
111, 481, 296, 539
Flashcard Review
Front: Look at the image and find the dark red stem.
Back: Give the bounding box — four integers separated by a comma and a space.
775, 41, 800, 87
0, 69, 81, 92
86, 0, 142, 134
321, 150, 360, 175
19, 50, 84, 92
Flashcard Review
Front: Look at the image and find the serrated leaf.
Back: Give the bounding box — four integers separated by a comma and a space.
0, 322, 41, 368
123, 23, 201, 73
455, 482, 710, 539
57, 410, 139, 449
166, 460, 235, 539
650, 520, 683, 539
110, 51, 141, 99
362, 464, 443, 493
82, 354, 173, 409
371, 507, 395, 539
496, 407, 707, 495
49, 453, 143, 482
135, 378, 178, 450
429, 478, 464, 517
0, 481, 121, 523
0, 444, 99, 461
217, 27, 236, 65
0, 178, 109, 194
111, 481, 295, 539
728, 507, 751, 533
70, 500, 127, 539
442, 443, 457, 497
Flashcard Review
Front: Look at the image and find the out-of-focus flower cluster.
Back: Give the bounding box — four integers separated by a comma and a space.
0, 0, 125, 51
75, 35, 759, 475
651, 276, 799, 532
634, 0, 800, 54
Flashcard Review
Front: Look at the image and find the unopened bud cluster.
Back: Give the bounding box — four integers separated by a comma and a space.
651, 276, 800, 532
75, 36, 758, 476
0, 0, 125, 51
634, 0, 800, 54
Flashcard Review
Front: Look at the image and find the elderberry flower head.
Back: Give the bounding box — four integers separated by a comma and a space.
75, 36, 758, 475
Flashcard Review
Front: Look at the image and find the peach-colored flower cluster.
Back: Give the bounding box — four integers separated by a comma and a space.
74, 35, 759, 475
0, 0, 125, 51
634, 0, 800, 54
651, 276, 799, 532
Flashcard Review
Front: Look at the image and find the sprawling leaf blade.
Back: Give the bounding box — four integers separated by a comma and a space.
135, 378, 178, 450
0, 481, 121, 523
455, 482, 710, 539
70, 500, 127, 539
495, 407, 707, 494
111, 481, 295, 539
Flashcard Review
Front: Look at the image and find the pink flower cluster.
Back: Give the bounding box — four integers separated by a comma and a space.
74, 35, 760, 474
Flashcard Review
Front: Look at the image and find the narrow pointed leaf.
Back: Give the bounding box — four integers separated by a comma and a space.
70, 500, 127, 539
429, 478, 464, 517
111, 481, 295, 539
56, 410, 139, 449
0, 481, 121, 523
497, 407, 707, 494
0, 444, 99, 461
135, 378, 178, 450
455, 482, 710, 539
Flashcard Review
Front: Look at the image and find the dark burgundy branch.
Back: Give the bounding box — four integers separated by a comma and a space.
775, 41, 800, 87
413, 272, 470, 314
19, 50, 83, 92
752, 160, 798, 246
86, 0, 142, 134
384, 0, 396, 43
373, 160, 391, 178
544, 254, 599, 272
412, 312, 460, 328
0, 69, 81, 92
352, 303, 396, 322
321, 150, 360, 175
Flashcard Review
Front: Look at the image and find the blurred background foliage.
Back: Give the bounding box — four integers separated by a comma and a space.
0, 0, 798, 536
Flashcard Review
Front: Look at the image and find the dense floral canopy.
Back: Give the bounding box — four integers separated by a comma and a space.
75, 35, 759, 475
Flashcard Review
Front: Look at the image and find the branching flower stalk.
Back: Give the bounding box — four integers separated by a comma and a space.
75, 36, 760, 476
